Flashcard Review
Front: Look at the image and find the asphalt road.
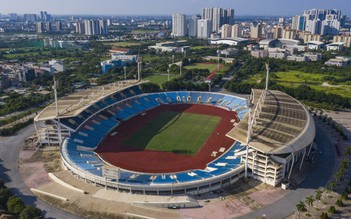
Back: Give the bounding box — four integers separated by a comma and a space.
0, 124, 81, 219
238, 121, 336, 219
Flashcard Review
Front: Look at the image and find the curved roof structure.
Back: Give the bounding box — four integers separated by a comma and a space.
227, 89, 315, 155
35, 80, 146, 121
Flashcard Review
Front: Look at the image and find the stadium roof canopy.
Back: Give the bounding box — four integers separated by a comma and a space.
35, 80, 146, 121
227, 89, 315, 155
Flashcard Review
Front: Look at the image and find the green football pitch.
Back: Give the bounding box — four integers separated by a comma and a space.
123, 111, 221, 155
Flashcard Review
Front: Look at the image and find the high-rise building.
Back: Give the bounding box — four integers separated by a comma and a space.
37, 22, 44, 33
172, 13, 187, 37
333, 35, 351, 47
99, 19, 109, 35
221, 24, 232, 38
212, 8, 222, 32
272, 26, 283, 39
56, 21, 62, 32
225, 8, 235, 25
19, 68, 36, 82
201, 7, 235, 33
9, 13, 17, 21
305, 19, 322, 35
24, 14, 37, 22
321, 15, 341, 35
46, 22, 52, 33
292, 15, 306, 31
84, 20, 92, 35
282, 29, 298, 39
231, 24, 242, 37
202, 8, 213, 20
76, 22, 85, 34
250, 21, 263, 38
188, 15, 200, 37
197, 19, 212, 39
40, 11, 50, 22
293, 9, 343, 36
92, 19, 99, 35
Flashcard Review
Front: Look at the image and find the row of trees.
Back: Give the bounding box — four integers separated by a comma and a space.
224, 81, 351, 109
296, 146, 351, 218
0, 119, 33, 136
0, 93, 50, 117
0, 180, 42, 218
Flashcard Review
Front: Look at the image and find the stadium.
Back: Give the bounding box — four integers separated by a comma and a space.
34, 79, 315, 197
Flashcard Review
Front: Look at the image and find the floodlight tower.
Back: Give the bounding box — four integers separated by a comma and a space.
137, 56, 142, 81
265, 63, 270, 91
53, 77, 62, 144
124, 66, 127, 80
53, 76, 59, 116
244, 97, 254, 178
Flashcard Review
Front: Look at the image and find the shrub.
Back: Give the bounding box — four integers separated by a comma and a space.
0, 180, 5, 189
7, 196, 25, 214
336, 199, 343, 207
0, 188, 13, 207
328, 205, 336, 214
19, 206, 42, 219
341, 192, 348, 200
320, 212, 329, 219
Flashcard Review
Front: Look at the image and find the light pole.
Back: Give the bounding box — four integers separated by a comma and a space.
167, 69, 170, 81
124, 66, 127, 80
217, 50, 220, 71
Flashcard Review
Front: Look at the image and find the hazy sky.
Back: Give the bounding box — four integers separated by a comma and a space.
1, 0, 351, 16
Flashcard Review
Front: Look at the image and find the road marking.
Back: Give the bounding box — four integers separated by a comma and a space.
126, 212, 156, 219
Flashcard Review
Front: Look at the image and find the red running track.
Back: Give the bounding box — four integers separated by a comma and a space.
95, 104, 237, 173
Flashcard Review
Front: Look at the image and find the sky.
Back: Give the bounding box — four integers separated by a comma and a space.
1, 0, 351, 16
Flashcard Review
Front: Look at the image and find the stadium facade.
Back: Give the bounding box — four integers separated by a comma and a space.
34, 80, 315, 195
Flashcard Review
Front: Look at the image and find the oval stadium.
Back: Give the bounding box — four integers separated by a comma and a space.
34, 80, 315, 196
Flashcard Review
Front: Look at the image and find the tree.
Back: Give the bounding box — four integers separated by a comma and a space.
305, 195, 314, 212
19, 206, 42, 219
7, 196, 25, 214
320, 212, 329, 219
296, 200, 306, 217
140, 82, 160, 93
315, 189, 322, 209
0, 188, 13, 207
0, 180, 5, 189
345, 146, 351, 157
327, 181, 336, 193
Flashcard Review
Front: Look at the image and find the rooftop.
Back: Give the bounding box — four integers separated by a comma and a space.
35, 80, 146, 121
227, 89, 315, 154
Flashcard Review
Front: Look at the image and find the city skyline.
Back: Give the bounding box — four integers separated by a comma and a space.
1, 0, 351, 16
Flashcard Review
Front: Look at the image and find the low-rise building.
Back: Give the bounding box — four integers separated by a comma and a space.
307, 41, 325, 50
304, 53, 322, 61
325, 58, 349, 67
49, 59, 65, 73
326, 42, 345, 51
251, 50, 269, 58
287, 55, 308, 62
269, 51, 287, 59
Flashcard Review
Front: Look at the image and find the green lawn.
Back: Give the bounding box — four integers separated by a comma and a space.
184, 63, 220, 73
274, 71, 327, 84
104, 41, 143, 47
144, 74, 179, 86
243, 70, 351, 99
123, 111, 221, 155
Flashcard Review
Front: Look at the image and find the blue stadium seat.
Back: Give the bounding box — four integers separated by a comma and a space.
153, 175, 177, 184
